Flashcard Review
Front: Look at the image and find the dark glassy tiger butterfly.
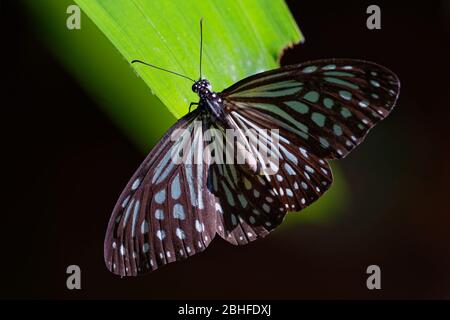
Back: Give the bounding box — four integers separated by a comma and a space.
105, 20, 400, 276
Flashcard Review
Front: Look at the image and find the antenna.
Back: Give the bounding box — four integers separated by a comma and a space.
131, 59, 195, 83
199, 18, 203, 80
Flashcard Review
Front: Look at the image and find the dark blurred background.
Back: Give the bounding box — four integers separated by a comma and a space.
2, 0, 450, 299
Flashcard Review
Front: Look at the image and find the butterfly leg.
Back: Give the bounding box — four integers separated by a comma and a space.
189, 102, 199, 112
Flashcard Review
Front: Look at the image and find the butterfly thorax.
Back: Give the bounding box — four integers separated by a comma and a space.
192, 79, 225, 124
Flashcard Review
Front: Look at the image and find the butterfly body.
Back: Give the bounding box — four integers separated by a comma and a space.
192, 78, 227, 126
105, 59, 400, 276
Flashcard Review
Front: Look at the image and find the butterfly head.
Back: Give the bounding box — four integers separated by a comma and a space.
192, 79, 212, 97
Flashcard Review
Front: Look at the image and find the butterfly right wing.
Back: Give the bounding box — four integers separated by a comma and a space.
209, 161, 288, 245
104, 111, 217, 276
211, 59, 399, 232
222, 59, 400, 160
204, 118, 332, 246
200, 123, 288, 246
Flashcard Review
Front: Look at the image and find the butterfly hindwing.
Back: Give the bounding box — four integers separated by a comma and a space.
192, 121, 286, 245
209, 162, 286, 245
203, 117, 333, 245
224, 110, 333, 214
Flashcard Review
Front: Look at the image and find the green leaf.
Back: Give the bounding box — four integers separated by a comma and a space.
74, 0, 302, 118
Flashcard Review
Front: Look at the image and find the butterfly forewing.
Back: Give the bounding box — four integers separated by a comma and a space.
105, 112, 218, 276
222, 59, 400, 160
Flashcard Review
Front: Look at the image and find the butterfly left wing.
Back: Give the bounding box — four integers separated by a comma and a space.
105, 112, 218, 276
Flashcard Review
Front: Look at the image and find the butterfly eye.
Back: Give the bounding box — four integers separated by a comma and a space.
192, 83, 198, 93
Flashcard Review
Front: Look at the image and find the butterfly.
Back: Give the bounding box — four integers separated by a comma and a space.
104, 20, 400, 276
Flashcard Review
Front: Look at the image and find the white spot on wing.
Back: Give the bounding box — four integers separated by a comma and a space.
156, 230, 166, 240
141, 220, 149, 234
305, 165, 315, 173
131, 178, 140, 190
121, 195, 130, 208
195, 219, 203, 232
154, 209, 164, 220
173, 204, 185, 220
284, 163, 296, 175
171, 174, 181, 200
299, 147, 308, 158
231, 214, 238, 226
154, 189, 166, 204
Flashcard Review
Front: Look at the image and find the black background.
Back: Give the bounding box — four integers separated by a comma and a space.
2, 1, 450, 299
